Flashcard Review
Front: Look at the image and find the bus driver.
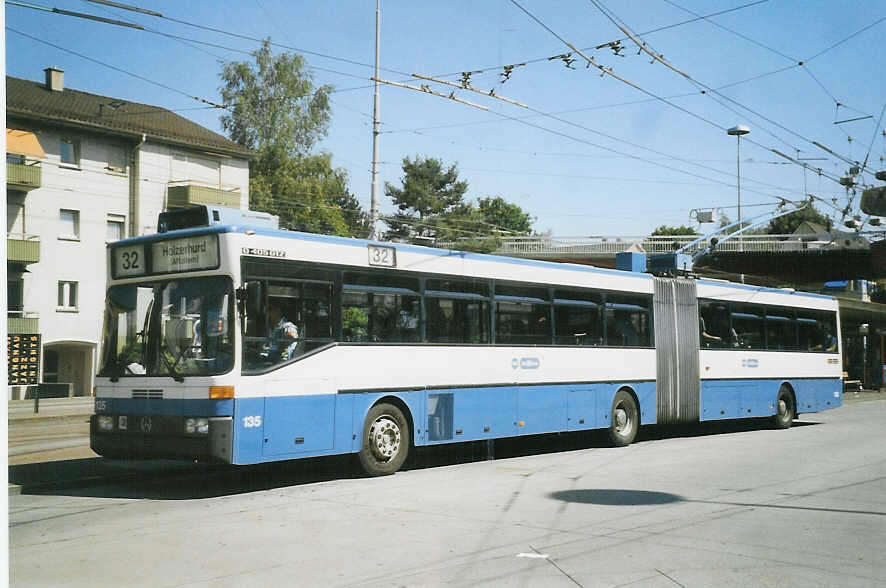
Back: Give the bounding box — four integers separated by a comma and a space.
265, 299, 300, 361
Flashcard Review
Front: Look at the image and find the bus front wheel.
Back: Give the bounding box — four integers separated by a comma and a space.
772, 386, 795, 429
608, 390, 639, 447
358, 403, 410, 476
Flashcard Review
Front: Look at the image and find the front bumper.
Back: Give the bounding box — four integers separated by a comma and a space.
90, 415, 233, 463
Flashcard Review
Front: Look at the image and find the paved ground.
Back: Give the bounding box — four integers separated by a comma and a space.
8, 395, 886, 587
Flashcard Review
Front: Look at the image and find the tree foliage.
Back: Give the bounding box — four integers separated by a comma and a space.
651, 224, 699, 236
220, 39, 331, 162
220, 40, 367, 237
384, 156, 469, 241
383, 156, 533, 252
478, 196, 534, 234
250, 153, 365, 237
765, 204, 832, 234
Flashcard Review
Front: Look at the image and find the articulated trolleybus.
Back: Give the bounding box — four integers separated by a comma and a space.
92, 206, 843, 476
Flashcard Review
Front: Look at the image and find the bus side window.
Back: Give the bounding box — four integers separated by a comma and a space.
699, 301, 730, 348
731, 304, 765, 350
604, 294, 651, 348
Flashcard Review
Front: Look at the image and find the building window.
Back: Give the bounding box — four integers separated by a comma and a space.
60, 138, 80, 166
59, 209, 80, 240
107, 145, 127, 173
57, 281, 78, 310
107, 215, 125, 242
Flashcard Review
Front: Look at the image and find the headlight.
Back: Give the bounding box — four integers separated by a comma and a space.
97, 415, 115, 432
184, 418, 209, 435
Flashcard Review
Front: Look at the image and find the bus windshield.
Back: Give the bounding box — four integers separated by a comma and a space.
99, 276, 234, 379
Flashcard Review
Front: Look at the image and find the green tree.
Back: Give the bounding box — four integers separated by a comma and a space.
220, 40, 366, 237
250, 153, 357, 236
651, 225, 699, 236
765, 204, 832, 234
220, 39, 331, 163
478, 196, 533, 234
384, 156, 468, 240
383, 156, 534, 251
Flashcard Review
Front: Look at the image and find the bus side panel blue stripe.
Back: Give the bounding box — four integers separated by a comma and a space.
100, 398, 233, 416
700, 378, 841, 421
635, 382, 657, 425
790, 378, 842, 413
232, 398, 264, 464
347, 391, 425, 453
226, 378, 840, 464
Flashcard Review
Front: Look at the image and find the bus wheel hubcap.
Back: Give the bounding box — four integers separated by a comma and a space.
778, 399, 787, 417
615, 407, 629, 432
370, 417, 400, 461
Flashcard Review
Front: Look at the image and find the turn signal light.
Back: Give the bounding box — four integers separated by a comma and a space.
209, 386, 234, 399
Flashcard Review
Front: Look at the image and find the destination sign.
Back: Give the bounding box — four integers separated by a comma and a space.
151, 235, 219, 274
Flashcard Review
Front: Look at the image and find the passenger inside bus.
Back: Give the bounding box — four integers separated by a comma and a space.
265, 298, 300, 361
699, 316, 723, 346
814, 325, 838, 352
611, 313, 639, 346
698, 302, 730, 348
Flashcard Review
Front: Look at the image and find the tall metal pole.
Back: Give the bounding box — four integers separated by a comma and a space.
727, 125, 750, 252
369, 0, 381, 241
736, 134, 742, 252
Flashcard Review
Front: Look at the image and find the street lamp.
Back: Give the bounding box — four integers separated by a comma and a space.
727, 125, 750, 252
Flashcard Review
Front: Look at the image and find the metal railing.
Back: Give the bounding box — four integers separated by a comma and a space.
167, 179, 242, 209
8, 310, 40, 334
6, 159, 42, 190
493, 234, 840, 258
7, 233, 41, 264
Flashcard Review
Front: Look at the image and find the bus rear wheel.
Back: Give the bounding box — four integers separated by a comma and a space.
772, 386, 795, 429
358, 403, 410, 476
608, 390, 639, 447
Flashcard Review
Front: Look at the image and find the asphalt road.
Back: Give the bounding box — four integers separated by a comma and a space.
9, 397, 886, 587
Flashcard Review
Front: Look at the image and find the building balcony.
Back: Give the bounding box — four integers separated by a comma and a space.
7, 159, 42, 191
7, 234, 40, 265
167, 181, 241, 209
8, 311, 39, 334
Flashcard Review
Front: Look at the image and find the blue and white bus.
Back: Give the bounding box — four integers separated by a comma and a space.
91, 206, 843, 475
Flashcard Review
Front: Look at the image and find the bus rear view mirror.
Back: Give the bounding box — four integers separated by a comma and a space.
246, 281, 264, 319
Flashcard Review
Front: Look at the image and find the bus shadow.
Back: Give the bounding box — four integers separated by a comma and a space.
638, 418, 819, 443
15, 420, 819, 500
12, 455, 360, 500
548, 487, 886, 517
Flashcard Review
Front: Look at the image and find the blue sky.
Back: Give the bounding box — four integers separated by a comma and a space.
6, 0, 886, 237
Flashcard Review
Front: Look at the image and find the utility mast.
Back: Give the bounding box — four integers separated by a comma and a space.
369, 0, 381, 241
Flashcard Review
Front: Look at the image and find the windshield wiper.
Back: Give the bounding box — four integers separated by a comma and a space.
160, 352, 185, 383
109, 361, 125, 383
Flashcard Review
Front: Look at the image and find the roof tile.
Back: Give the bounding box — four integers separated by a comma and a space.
6, 75, 250, 157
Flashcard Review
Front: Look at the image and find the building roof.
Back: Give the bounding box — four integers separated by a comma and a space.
6, 75, 250, 158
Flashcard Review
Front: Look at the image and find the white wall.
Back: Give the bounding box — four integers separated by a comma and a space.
138, 143, 249, 235
11, 126, 249, 397
22, 128, 129, 349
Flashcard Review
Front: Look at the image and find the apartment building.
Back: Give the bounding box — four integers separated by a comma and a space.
7, 68, 250, 399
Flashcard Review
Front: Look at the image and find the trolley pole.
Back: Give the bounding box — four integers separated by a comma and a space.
369, 0, 381, 241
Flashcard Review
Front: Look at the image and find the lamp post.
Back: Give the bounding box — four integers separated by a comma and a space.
727, 125, 750, 253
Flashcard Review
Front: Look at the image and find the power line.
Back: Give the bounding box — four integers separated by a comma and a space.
660, 0, 879, 128
153, 9, 412, 79
805, 15, 886, 62
7, 26, 228, 109
433, 0, 770, 80
580, 0, 870, 188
